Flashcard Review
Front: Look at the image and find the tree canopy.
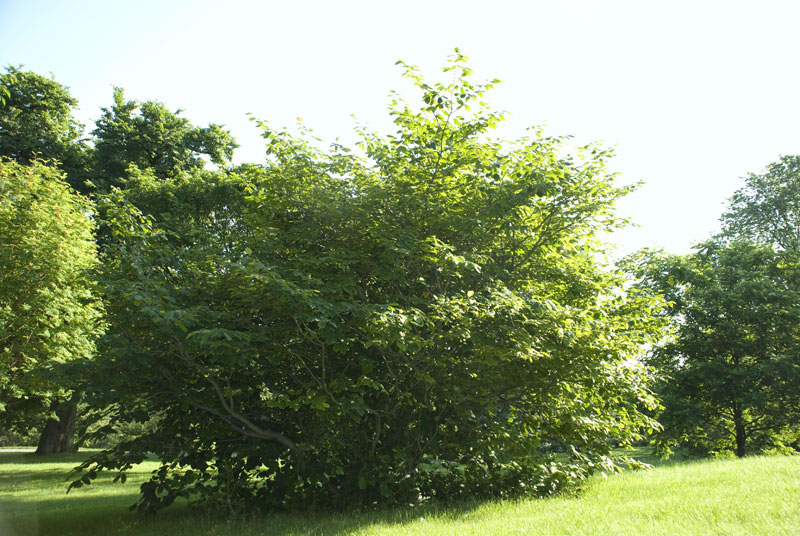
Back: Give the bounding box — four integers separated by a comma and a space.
0, 159, 103, 451
71, 55, 665, 512
628, 153, 800, 457
0, 67, 90, 192
721, 155, 800, 252
92, 88, 238, 190
627, 241, 800, 457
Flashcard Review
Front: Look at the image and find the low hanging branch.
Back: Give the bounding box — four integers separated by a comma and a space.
166, 347, 297, 450
194, 376, 296, 451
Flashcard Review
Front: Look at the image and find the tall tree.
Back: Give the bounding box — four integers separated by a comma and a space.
72, 54, 664, 512
721, 155, 800, 252
0, 160, 103, 453
91, 88, 238, 190
627, 242, 800, 457
0, 67, 91, 193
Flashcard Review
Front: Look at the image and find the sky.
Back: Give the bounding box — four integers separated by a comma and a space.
2, 0, 799, 258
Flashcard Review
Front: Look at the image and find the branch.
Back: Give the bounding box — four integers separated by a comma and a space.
190, 400, 292, 444
166, 344, 297, 451
205, 375, 296, 450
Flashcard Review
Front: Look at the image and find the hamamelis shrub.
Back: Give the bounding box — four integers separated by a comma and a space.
71, 53, 665, 513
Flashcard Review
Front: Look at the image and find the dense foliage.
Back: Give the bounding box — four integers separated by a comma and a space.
0, 67, 90, 192
0, 160, 103, 451
5, 52, 796, 514
70, 56, 665, 512
721, 155, 800, 252
628, 155, 800, 457
92, 88, 238, 190
0, 65, 241, 451
627, 242, 800, 457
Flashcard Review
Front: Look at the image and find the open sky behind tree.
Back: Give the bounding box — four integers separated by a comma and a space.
2, 0, 799, 257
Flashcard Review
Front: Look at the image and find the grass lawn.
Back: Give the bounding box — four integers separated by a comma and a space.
0, 448, 798, 535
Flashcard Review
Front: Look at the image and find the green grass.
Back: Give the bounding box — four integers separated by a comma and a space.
0, 449, 798, 535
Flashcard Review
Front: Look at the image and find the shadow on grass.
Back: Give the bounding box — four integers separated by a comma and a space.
1, 487, 496, 536
0, 451, 155, 500
0, 468, 77, 489
0, 449, 493, 536
0, 451, 89, 465
612, 445, 698, 468
0, 446, 705, 536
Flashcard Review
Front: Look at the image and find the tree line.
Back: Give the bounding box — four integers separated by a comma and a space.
1, 56, 798, 513
625, 155, 800, 458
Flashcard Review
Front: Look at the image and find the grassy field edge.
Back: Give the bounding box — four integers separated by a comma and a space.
0, 450, 798, 535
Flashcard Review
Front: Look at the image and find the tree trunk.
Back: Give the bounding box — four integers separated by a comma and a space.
732, 402, 747, 458
35, 400, 78, 454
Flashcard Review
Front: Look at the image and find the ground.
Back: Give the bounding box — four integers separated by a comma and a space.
0, 447, 798, 535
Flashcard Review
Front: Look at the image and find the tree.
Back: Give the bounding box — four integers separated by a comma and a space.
627, 154, 800, 457
104, 164, 248, 252
721, 155, 800, 252
0, 160, 103, 453
72, 54, 664, 512
0, 67, 92, 193
91, 88, 238, 190
627, 242, 800, 457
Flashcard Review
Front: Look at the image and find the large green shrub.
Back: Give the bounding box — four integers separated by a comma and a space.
72, 55, 664, 512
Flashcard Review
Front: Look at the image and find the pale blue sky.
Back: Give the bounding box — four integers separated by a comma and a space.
2, 0, 799, 257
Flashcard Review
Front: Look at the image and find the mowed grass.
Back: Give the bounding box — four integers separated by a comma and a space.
0, 448, 798, 535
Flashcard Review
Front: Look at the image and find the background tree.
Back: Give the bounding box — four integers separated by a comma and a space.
627, 242, 800, 457
0, 160, 103, 453
91, 88, 238, 190
720, 155, 800, 252
0, 67, 91, 193
72, 55, 665, 512
627, 154, 800, 457
106, 164, 249, 252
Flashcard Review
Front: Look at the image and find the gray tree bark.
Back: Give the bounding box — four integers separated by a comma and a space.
35, 400, 77, 454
